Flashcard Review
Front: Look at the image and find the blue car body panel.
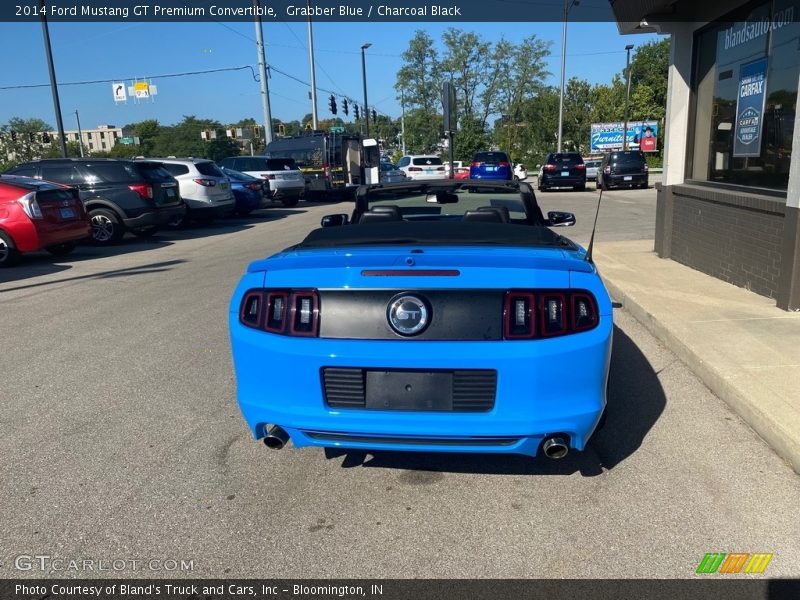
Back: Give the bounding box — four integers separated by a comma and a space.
229, 243, 613, 458
230, 181, 262, 213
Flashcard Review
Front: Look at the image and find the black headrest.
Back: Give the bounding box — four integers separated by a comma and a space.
369, 205, 401, 219
477, 206, 510, 222
359, 211, 401, 224
462, 209, 504, 223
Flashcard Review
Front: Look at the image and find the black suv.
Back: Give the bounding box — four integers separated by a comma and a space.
5, 159, 185, 244
538, 152, 586, 192
597, 150, 648, 190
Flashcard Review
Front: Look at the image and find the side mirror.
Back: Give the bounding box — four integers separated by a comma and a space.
547, 211, 576, 227
320, 214, 349, 228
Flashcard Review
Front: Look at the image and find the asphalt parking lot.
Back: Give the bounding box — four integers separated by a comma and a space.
2, 186, 799, 578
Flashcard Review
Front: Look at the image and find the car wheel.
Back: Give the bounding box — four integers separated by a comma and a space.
576, 184, 586, 192
131, 227, 159, 238
0, 231, 21, 268
89, 208, 124, 245
236, 208, 254, 217
281, 197, 300, 208
45, 241, 77, 256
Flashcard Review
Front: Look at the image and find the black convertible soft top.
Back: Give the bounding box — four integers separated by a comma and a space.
297, 220, 573, 249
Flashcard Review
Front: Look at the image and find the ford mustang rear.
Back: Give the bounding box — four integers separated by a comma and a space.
229, 181, 612, 459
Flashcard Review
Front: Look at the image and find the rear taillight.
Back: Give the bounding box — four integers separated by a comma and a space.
503, 290, 598, 340
408, 167, 422, 172
470, 161, 482, 167
245, 183, 261, 191
128, 183, 154, 199
575, 164, 586, 170
17, 192, 43, 219
543, 164, 556, 171
498, 161, 510, 167
240, 289, 320, 337
193, 178, 217, 187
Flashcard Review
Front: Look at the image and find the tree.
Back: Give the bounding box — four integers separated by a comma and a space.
0, 117, 54, 165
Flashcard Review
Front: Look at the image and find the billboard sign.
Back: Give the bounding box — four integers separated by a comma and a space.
733, 58, 768, 157
590, 120, 659, 152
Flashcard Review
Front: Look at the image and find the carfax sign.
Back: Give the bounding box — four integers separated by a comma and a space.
734, 58, 769, 157
590, 121, 659, 152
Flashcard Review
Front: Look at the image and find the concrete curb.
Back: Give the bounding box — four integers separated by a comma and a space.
602, 277, 800, 475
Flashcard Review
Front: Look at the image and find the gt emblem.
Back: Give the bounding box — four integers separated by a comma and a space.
387, 294, 429, 336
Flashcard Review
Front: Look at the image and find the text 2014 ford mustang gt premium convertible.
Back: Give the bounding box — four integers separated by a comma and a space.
229, 181, 612, 460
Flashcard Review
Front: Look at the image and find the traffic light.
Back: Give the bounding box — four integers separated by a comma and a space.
42, 132, 51, 143
354, 104, 360, 120
253, 125, 262, 139
10, 131, 17, 141
328, 94, 337, 115
342, 98, 349, 116
278, 123, 286, 136
372, 109, 377, 122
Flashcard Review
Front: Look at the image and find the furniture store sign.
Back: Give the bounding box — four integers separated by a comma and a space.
734, 57, 768, 157
590, 121, 659, 152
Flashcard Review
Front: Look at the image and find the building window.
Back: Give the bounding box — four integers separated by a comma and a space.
690, 0, 798, 190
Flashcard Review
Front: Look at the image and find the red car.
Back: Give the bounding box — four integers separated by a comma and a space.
0, 175, 91, 268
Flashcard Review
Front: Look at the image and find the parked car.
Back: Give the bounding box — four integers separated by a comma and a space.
597, 151, 649, 190
584, 159, 602, 182
218, 156, 304, 207
514, 163, 528, 182
396, 155, 447, 181
0, 175, 91, 267
220, 167, 266, 216
469, 151, 513, 181
148, 158, 235, 223
538, 152, 587, 192
229, 180, 612, 460
379, 162, 407, 184
4, 158, 185, 244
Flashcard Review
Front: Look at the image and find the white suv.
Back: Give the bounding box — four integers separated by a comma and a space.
218, 156, 304, 207
396, 155, 447, 181
148, 158, 235, 222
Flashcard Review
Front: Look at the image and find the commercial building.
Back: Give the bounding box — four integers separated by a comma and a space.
49, 124, 126, 153
613, 0, 800, 310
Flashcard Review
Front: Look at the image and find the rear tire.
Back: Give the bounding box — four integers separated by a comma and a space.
575, 183, 586, 192
0, 231, 21, 268
236, 208, 254, 217
45, 241, 77, 256
281, 197, 300, 208
89, 208, 124, 245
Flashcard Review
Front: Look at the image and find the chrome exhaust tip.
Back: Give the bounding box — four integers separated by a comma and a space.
542, 436, 569, 459
263, 425, 290, 450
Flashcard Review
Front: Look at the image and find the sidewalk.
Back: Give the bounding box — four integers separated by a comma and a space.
594, 239, 800, 474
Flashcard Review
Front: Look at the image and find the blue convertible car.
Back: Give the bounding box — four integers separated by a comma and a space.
229, 180, 612, 460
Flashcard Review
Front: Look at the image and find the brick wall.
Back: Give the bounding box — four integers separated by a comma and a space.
667, 185, 786, 298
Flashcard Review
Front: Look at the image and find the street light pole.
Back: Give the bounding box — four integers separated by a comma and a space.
361, 43, 371, 137
253, 0, 274, 144
39, 0, 67, 158
306, 0, 318, 130
557, 0, 579, 153
74, 110, 84, 157
622, 44, 634, 151
400, 88, 406, 155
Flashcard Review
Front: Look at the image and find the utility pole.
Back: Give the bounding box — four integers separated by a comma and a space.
557, 0, 579, 153
74, 110, 84, 157
307, 0, 318, 129
622, 44, 634, 151
253, 0, 273, 144
361, 43, 371, 137
40, 0, 67, 158
400, 88, 406, 155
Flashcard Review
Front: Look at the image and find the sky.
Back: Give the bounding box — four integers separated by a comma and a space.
0, 16, 661, 131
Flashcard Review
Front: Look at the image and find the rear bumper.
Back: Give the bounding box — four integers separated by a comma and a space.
7, 220, 91, 252
605, 173, 648, 187
230, 318, 612, 458
541, 174, 586, 188
271, 185, 305, 199
123, 204, 186, 229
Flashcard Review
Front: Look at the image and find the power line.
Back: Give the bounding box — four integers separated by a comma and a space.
0, 65, 259, 91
